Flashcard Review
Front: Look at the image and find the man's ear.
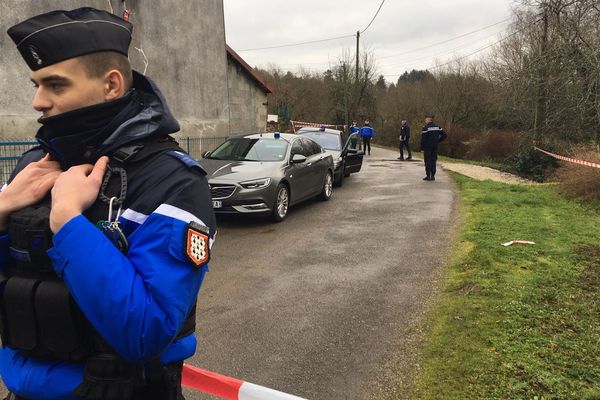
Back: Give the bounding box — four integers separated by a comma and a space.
103, 69, 126, 101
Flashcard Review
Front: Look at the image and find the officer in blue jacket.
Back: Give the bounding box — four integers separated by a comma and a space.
0, 8, 216, 400
349, 120, 360, 150
420, 114, 447, 181
359, 120, 375, 155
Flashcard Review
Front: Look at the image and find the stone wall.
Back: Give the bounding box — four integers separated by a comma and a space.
0, 0, 230, 139
227, 60, 268, 135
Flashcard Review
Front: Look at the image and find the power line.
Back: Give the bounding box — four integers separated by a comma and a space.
236, 0, 386, 52
378, 18, 509, 60
272, 23, 507, 73
379, 26, 507, 70
361, 0, 386, 33
382, 41, 503, 77
426, 17, 542, 71
383, 20, 540, 77
237, 34, 355, 52
427, 39, 506, 70
263, 26, 509, 77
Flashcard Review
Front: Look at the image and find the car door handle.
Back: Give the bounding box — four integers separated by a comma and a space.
307, 162, 312, 167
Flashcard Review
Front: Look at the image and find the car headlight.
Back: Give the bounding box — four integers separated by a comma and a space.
240, 178, 271, 189
334, 156, 343, 168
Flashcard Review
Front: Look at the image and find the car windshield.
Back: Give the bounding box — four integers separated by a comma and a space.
299, 130, 342, 151
209, 138, 289, 161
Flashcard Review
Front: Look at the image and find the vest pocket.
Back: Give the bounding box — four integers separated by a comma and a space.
35, 280, 89, 360
0, 272, 10, 346
3, 276, 39, 351
0, 276, 91, 361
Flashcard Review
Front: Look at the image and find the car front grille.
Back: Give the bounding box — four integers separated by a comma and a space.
210, 184, 236, 200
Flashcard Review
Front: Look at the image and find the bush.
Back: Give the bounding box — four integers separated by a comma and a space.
554, 147, 600, 202
466, 129, 521, 161
439, 125, 477, 159
506, 141, 561, 182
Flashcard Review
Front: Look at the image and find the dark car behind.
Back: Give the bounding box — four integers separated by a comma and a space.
297, 127, 363, 186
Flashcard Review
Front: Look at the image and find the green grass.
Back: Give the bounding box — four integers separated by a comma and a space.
410, 173, 600, 400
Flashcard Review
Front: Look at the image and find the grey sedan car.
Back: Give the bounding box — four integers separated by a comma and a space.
202, 133, 334, 222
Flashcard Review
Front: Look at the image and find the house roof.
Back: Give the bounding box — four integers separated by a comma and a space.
226, 44, 273, 94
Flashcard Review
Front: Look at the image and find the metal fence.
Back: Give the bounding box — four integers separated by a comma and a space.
0, 136, 229, 184
0, 140, 37, 185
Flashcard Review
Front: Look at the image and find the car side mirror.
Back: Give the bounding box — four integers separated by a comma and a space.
291, 154, 307, 163
202, 151, 211, 158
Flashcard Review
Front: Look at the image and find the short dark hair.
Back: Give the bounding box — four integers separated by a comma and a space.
79, 51, 133, 90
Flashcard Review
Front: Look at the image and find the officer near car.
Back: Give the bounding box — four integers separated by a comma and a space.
420, 114, 447, 181
359, 119, 375, 155
349, 120, 360, 149
0, 7, 216, 400
398, 120, 412, 160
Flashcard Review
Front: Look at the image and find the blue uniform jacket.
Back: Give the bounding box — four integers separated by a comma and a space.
359, 126, 375, 138
0, 72, 216, 400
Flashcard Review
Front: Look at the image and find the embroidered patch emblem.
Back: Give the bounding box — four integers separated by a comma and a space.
185, 221, 210, 267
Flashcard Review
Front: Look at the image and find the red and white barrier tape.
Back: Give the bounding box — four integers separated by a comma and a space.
534, 146, 600, 169
182, 364, 307, 400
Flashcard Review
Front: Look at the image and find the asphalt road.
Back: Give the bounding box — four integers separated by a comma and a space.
0, 146, 456, 399
185, 146, 457, 400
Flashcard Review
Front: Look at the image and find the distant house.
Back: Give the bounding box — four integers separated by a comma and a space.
226, 45, 273, 135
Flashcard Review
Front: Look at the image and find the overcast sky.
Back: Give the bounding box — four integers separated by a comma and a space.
224, 0, 520, 81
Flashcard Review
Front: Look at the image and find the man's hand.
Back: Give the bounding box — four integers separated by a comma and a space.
50, 156, 109, 233
0, 154, 61, 231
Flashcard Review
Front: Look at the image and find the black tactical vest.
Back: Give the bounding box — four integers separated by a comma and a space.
0, 136, 196, 399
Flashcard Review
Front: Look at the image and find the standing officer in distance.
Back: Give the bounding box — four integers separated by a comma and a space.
398, 120, 412, 160
349, 120, 360, 149
359, 119, 376, 155
420, 114, 447, 181
0, 7, 216, 400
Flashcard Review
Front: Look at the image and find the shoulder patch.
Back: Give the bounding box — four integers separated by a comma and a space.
166, 151, 207, 175
185, 221, 210, 268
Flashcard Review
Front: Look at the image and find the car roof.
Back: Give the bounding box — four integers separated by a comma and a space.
242, 132, 298, 140
297, 127, 343, 136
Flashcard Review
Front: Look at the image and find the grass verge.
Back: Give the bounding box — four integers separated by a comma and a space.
410, 173, 600, 400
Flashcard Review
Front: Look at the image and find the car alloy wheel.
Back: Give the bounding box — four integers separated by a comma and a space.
271, 184, 289, 222
318, 171, 333, 201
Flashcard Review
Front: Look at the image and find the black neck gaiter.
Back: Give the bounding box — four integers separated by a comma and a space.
36, 91, 141, 168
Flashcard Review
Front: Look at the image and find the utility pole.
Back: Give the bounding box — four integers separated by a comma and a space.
355, 30, 360, 84
354, 30, 360, 123
343, 63, 349, 136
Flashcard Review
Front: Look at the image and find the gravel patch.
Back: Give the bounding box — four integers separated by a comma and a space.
439, 162, 536, 185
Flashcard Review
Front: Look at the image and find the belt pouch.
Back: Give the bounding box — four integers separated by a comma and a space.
35, 281, 83, 358
4, 277, 39, 351
0, 273, 10, 345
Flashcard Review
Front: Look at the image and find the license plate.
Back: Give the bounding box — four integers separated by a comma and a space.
212, 201, 223, 209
